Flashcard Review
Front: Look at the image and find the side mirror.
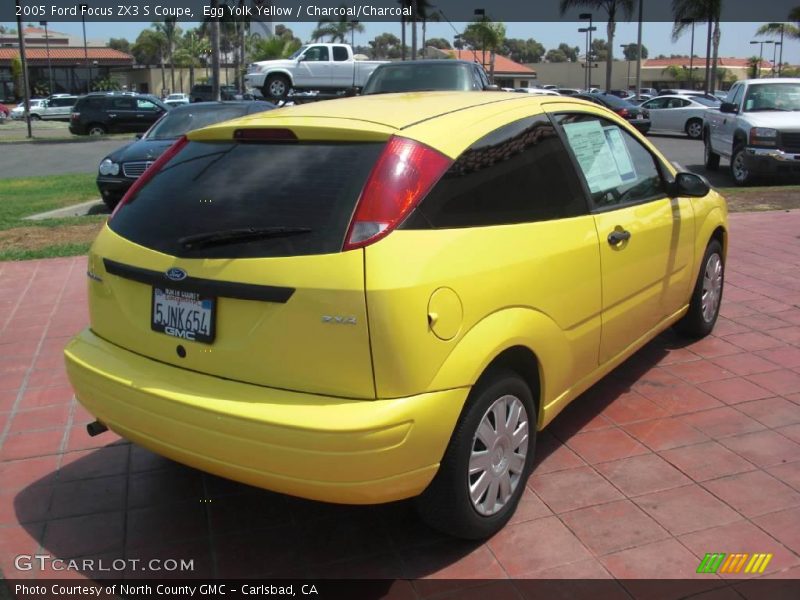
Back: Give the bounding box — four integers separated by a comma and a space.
673, 171, 711, 197
720, 102, 737, 114
485, 84, 501, 91
297, 54, 306, 62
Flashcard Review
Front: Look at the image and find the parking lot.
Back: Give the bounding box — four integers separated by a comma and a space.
0, 209, 799, 590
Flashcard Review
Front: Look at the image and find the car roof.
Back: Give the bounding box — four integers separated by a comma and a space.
739, 78, 800, 85
374, 59, 476, 67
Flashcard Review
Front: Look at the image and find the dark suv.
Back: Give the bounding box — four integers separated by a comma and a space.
69, 93, 168, 136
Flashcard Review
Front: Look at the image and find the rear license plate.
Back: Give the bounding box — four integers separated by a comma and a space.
151, 287, 216, 344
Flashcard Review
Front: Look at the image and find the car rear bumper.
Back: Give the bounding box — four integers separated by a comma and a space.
64, 328, 467, 504
744, 147, 800, 175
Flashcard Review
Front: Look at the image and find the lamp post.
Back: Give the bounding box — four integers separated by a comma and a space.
474, 9, 486, 69
772, 41, 781, 77
750, 40, 774, 78
39, 21, 54, 96
620, 44, 631, 90
579, 26, 597, 89
15, 0, 32, 138
680, 18, 695, 89
579, 13, 594, 89
79, 4, 90, 93
778, 24, 785, 76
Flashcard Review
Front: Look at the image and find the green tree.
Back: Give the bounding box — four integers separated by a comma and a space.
311, 8, 364, 44
546, 49, 568, 62
590, 38, 608, 61
175, 29, 210, 91
426, 37, 452, 50
560, 0, 635, 91
250, 36, 302, 61
462, 18, 506, 81
559, 42, 581, 62
672, 0, 722, 94
10, 56, 22, 100
153, 18, 180, 93
621, 42, 648, 60
502, 38, 546, 63
747, 55, 763, 79
132, 28, 167, 93
369, 32, 404, 59
661, 64, 693, 84
108, 38, 131, 53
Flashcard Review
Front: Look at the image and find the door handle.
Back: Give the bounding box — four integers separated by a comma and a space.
108, 113, 117, 118
608, 229, 631, 245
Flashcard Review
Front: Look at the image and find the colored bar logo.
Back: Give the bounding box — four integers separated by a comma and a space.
697, 553, 773, 574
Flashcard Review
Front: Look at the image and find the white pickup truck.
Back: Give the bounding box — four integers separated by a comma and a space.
245, 43, 388, 101
704, 78, 800, 185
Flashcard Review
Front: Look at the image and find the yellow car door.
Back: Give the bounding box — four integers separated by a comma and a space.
551, 110, 695, 364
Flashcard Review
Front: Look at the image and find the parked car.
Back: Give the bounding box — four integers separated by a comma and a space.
541, 84, 558, 90
65, 92, 727, 540
96, 100, 275, 210
361, 60, 497, 95
245, 43, 388, 100
69, 93, 169, 136
638, 87, 657, 96
574, 92, 651, 134
556, 88, 581, 96
10, 98, 46, 119
190, 84, 239, 102
658, 88, 720, 104
29, 95, 78, 120
164, 93, 190, 107
639, 94, 713, 139
515, 88, 560, 96
704, 78, 800, 185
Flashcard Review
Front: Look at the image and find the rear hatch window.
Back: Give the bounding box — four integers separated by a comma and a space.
109, 140, 384, 258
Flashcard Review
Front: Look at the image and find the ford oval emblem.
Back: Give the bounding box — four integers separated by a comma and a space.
166, 267, 187, 282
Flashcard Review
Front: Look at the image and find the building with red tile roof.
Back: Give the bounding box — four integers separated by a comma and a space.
446, 49, 537, 88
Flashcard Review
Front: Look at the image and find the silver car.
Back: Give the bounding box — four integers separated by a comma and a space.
639, 94, 717, 139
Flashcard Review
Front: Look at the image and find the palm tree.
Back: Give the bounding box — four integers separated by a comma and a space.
176, 30, 209, 92
153, 18, 180, 93
417, 0, 440, 57
250, 36, 302, 61
671, 0, 721, 94
559, 0, 634, 92
756, 22, 800, 76
311, 8, 363, 44
398, 0, 411, 60
747, 55, 762, 79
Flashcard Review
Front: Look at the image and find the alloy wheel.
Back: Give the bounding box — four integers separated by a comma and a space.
701, 253, 723, 322
468, 394, 529, 516
732, 151, 748, 183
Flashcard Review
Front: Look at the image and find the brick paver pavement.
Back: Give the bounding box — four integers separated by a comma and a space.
1, 211, 800, 591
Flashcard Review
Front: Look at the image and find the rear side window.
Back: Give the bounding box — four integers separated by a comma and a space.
556, 114, 665, 210
109, 141, 384, 258
332, 46, 348, 61
404, 115, 587, 228
78, 97, 105, 110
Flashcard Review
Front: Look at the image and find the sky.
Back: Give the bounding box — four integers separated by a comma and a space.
2, 20, 795, 64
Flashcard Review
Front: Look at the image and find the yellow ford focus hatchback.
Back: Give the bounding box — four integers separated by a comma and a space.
65, 92, 728, 539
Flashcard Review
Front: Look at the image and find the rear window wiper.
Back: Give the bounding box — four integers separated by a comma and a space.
178, 226, 312, 250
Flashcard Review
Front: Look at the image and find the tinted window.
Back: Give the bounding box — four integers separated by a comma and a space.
591, 94, 634, 109
51, 97, 76, 107
332, 46, 348, 61
110, 97, 136, 110
109, 142, 384, 259
642, 97, 668, 109
145, 105, 255, 139
728, 84, 744, 108
79, 97, 105, 110
405, 115, 587, 229
362, 63, 472, 94
304, 46, 329, 61
557, 114, 665, 210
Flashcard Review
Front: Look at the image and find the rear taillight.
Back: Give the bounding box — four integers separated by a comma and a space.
109, 135, 188, 221
343, 136, 452, 250
616, 108, 630, 118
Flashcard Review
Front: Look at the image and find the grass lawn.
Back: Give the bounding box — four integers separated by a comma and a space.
0, 173, 105, 261
719, 184, 800, 213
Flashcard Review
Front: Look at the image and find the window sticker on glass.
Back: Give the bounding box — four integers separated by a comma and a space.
562, 120, 623, 193
603, 126, 637, 183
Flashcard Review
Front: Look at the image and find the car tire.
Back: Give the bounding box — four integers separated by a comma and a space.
88, 124, 107, 136
263, 75, 290, 101
102, 195, 121, 212
704, 134, 720, 171
685, 118, 703, 140
730, 144, 754, 186
674, 239, 724, 339
30, 114, 42, 121
415, 368, 536, 540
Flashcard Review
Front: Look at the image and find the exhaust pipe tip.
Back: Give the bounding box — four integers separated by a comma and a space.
86, 420, 108, 437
